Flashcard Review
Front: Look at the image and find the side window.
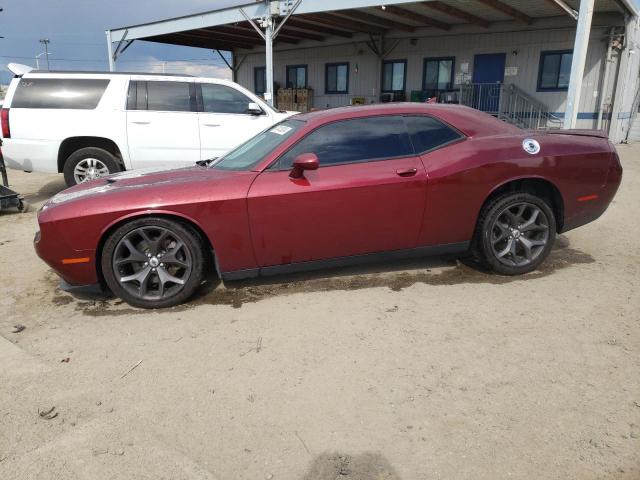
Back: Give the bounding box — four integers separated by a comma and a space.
11, 78, 110, 109
276, 116, 412, 169
405, 116, 463, 154
146, 81, 192, 112
126, 80, 138, 110
200, 83, 252, 114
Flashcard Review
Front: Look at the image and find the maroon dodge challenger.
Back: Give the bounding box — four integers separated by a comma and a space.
35, 104, 622, 308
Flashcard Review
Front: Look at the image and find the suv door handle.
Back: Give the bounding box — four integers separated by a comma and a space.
132, 120, 151, 125
202, 123, 221, 127
396, 167, 418, 177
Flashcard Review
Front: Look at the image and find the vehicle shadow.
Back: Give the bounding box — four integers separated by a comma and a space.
23, 178, 67, 205
300, 451, 401, 479
68, 234, 594, 316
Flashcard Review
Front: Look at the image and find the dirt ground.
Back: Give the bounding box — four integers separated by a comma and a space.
0, 144, 639, 480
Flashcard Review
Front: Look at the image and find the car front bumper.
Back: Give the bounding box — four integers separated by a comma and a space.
34, 227, 100, 287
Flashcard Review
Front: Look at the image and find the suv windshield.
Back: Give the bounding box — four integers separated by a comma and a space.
212, 119, 304, 170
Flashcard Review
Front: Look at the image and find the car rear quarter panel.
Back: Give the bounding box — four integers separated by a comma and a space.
417, 132, 615, 246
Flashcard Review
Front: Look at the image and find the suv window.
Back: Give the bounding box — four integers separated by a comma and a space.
276, 116, 412, 169
145, 81, 192, 112
11, 78, 110, 109
405, 115, 462, 154
200, 83, 253, 114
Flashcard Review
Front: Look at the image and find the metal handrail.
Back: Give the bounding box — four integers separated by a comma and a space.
459, 83, 561, 130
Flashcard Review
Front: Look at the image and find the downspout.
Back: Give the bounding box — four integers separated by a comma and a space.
609, 14, 638, 142
597, 28, 616, 130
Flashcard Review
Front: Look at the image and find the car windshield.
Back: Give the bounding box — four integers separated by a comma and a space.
211, 119, 305, 170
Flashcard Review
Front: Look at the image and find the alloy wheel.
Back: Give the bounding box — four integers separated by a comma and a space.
112, 226, 192, 301
73, 158, 110, 183
490, 202, 550, 267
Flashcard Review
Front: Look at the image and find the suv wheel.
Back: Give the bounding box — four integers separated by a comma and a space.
63, 147, 122, 186
473, 192, 556, 275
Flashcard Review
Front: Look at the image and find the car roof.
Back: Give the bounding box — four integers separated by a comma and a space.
294, 103, 521, 138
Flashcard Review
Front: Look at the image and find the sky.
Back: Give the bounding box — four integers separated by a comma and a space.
0, 0, 248, 84
1, 0, 640, 85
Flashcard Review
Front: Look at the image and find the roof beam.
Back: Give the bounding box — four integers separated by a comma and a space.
419, 1, 490, 28
334, 10, 415, 32
212, 25, 300, 44
197, 29, 264, 45
144, 34, 252, 51
272, 26, 325, 42
475, 0, 533, 25
284, 17, 354, 38
172, 31, 258, 48
378, 5, 451, 31
544, 0, 578, 19
300, 13, 387, 34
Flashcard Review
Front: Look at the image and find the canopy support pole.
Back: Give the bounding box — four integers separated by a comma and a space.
563, 0, 595, 129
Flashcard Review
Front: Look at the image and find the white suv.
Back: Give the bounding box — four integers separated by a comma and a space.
0, 64, 294, 186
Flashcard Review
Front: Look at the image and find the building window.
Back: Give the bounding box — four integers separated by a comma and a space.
422, 57, 455, 93
382, 60, 407, 93
254, 67, 266, 96
538, 50, 573, 91
286, 64, 307, 88
325, 62, 349, 94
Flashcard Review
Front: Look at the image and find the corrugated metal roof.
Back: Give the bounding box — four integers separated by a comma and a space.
108, 0, 635, 52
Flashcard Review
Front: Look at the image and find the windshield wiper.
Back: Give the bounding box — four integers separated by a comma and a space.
196, 157, 218, 167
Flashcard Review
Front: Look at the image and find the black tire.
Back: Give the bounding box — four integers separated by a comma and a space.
63, 147, 122, 187
472, 192, 556, 275
101, 217, 205, 309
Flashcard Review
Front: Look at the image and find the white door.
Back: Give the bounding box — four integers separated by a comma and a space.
126, 80, 200, 169
197, 83, 272, 160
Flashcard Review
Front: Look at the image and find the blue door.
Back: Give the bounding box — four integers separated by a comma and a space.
472, 53, 506, 113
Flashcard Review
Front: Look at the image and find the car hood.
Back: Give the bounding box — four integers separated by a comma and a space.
44, 165, 249, 208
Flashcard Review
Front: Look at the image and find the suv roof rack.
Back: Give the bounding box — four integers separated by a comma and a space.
28, 70, 194, 77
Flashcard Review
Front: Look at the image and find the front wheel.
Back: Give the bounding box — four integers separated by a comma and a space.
473, 192, 556, 275
101, 217, 205, 308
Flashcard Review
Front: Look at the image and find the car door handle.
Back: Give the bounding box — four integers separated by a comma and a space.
396, 168, 418, 177
132, 120, 151, 125
202, 123, 221, 127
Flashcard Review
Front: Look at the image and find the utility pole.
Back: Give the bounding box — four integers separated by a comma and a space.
39, 38, 50, 70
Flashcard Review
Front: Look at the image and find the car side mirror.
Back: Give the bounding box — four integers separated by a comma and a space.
247, 102, 263, 115
290, 153, 319, 179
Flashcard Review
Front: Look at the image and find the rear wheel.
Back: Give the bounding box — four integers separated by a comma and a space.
63, 147, 122, 186
473, 192, 556, 275
101, 217, 205, 308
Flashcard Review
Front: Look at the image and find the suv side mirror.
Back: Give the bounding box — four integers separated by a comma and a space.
247, 102, 263, 115
290, 153, 319, 179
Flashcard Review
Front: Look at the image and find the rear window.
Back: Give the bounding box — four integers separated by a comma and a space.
405, 115, 463, 154
11, 78, 110, 109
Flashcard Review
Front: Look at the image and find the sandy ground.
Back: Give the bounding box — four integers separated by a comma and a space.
0, 145, 639, 480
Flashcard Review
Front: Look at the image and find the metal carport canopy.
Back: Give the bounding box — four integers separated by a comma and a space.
106, 0, 639, 127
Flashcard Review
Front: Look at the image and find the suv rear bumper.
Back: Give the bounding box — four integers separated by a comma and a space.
2, 139, 59, 173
